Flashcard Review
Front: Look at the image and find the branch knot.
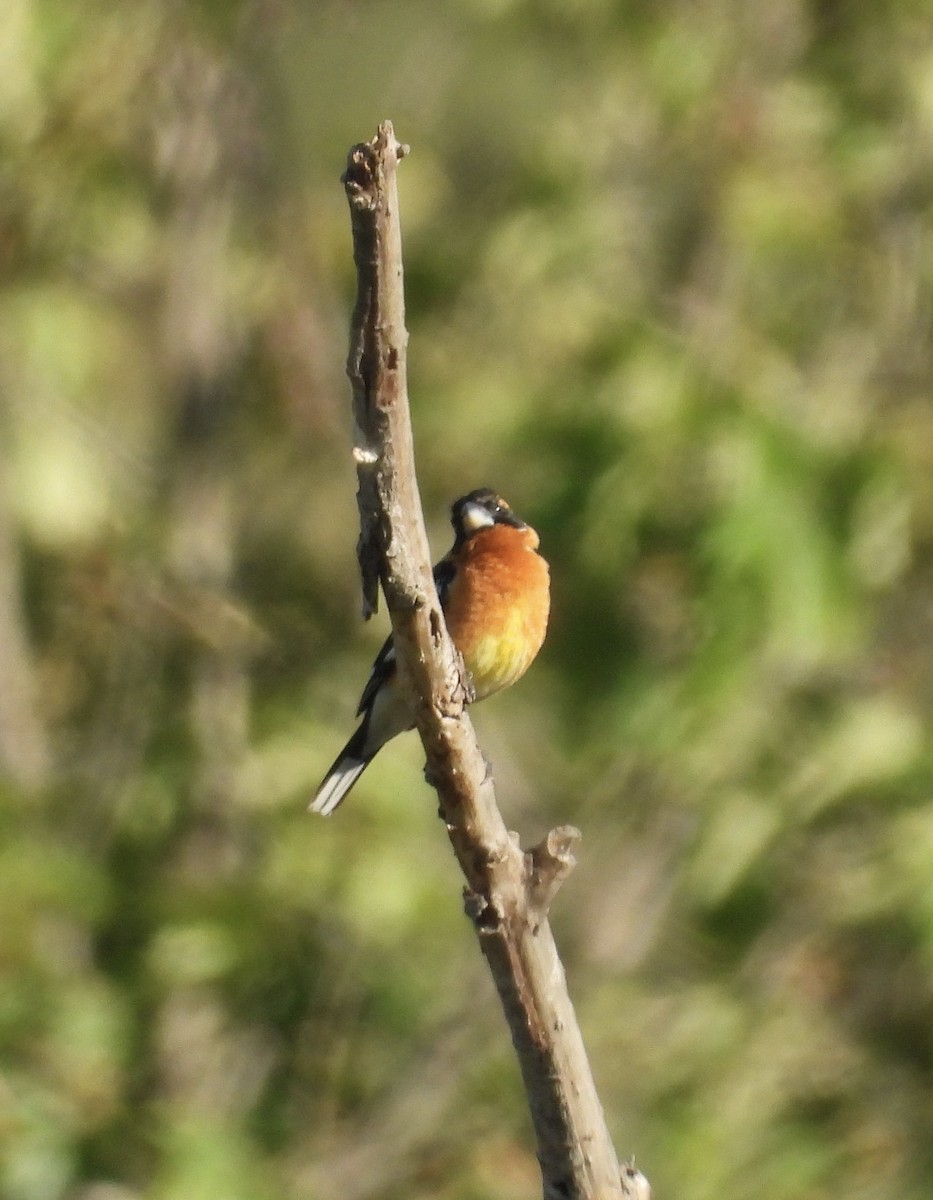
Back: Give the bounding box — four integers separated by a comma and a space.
525, 825, 581, 916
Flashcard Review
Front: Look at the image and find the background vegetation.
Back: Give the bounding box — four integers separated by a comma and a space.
2, 1, 933, 1197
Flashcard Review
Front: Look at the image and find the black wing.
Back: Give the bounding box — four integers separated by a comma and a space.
355, 555, 458, 717
433, 555, 456, 607
356, 634, 395, 716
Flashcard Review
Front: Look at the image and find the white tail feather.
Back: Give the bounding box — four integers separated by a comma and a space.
310, 757, 369, 816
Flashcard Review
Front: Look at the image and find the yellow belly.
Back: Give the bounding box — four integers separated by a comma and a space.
463, 608, 542, 700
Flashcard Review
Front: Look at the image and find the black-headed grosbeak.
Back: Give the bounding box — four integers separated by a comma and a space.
311, 488, 550, 815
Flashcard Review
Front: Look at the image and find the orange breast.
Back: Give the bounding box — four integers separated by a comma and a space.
443, 525, 550, 700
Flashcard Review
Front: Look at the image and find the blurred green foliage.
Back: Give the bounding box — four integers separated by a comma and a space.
1, 0, 933, 1197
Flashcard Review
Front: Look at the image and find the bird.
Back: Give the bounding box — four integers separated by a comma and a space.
310, 488, 550, 815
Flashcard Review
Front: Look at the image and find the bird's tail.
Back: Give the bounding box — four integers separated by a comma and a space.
310, 728, 372, 816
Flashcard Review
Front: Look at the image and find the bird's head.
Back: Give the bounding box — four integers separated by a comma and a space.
451, 488, 527, 544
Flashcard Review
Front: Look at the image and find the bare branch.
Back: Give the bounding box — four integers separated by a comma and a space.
341, 121, 636, 1200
